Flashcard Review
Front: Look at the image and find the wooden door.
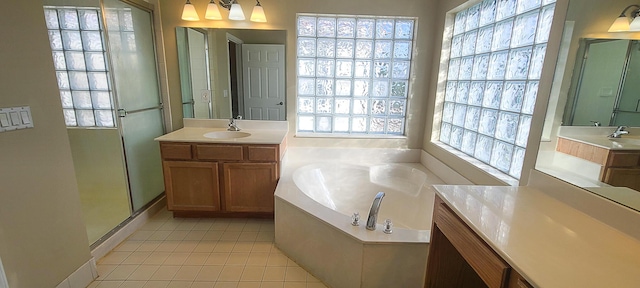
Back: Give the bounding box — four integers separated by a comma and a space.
163, 161, 220, 211
222, 162, 278, 212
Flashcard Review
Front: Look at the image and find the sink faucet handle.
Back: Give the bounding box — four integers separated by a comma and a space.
590, 121, 601, 127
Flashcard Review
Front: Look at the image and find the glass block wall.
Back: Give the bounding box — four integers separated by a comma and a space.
44, 7, 115, 127
296, 15, 415, 134
439, 0, 556, 179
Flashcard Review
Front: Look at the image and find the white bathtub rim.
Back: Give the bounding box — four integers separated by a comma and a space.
275, 161, 445, 244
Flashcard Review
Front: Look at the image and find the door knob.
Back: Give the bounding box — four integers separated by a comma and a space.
276, 102, 284, 105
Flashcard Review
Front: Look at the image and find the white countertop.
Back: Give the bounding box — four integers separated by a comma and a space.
154, 119, 288, 145
557, 126, 640, 150
433, 185, 640, 288
559, 134, 640, 150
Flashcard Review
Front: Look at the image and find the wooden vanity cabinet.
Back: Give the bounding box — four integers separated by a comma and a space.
602, 151, 640, 191
159, 141, 284, 217
163, 161, 220, 212
556, 138, 640, 190
426, 195, 533, 288
223, 162, 277, 212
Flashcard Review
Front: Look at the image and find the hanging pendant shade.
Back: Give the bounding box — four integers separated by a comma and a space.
250, 1, 267, 22
228, 2, 245, 21
181, 0, 199, 21
205, 0, 223, 20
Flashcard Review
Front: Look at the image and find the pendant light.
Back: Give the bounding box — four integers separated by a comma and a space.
181, 0, 199, 21
228, 0, 246, 21
250, 0, 267, 23
205, 0, 223, 20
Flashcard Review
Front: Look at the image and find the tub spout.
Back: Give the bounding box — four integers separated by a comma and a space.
366, 192, 385, 231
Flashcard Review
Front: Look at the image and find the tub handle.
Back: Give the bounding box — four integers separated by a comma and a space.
351, 212, 360, 226
383, 219, 393, 234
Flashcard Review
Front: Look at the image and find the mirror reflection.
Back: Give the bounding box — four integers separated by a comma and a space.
535, 0, 640, 213
564, 39, 640, 126
176, 27, 287, 120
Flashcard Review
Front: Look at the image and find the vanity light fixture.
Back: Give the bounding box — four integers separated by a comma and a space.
181, 0, 200, 21
608, 4, 640, 32
205, 0, 223, 20
250, 0, 267, 22
182, 0, 267, 22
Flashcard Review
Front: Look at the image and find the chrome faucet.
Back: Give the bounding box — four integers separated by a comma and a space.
227, 116, 241, 131
609, 125, 629, 138
366, 192, 385, 231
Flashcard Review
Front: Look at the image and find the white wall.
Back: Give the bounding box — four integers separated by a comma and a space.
0, 1, 92, 287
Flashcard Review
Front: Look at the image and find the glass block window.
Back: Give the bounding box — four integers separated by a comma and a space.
439, 0, 556, 179
296, 15, 415, 135
44, 7, 115, 127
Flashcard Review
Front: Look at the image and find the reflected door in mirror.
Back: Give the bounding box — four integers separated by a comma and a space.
242, 44, 285, 120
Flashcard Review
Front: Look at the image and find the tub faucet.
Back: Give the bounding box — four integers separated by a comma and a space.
609, 125, 629, 138
227, 116, 241, 131
366, 192, 385, 231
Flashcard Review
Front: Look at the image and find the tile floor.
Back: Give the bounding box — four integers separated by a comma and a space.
88, 209, 328, 288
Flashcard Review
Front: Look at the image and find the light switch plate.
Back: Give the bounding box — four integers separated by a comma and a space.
0, 106, 34, 133
0, 113, 9, 127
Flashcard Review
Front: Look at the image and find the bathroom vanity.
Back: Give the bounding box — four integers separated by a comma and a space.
155, 119, 287, 217
556, 135, 640, 190
427, 185, 640, 288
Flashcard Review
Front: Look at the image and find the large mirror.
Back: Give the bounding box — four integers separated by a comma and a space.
176, 28, 287, 120
536, 0, 640, 212
563, 38, 640, 126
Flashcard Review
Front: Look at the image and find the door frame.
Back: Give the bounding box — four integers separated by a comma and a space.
226, 33, 244, 118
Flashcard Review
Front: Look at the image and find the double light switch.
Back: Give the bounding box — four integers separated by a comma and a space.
0, 106, 34, 132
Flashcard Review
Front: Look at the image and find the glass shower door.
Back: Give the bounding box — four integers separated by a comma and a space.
103, 0, 165, 211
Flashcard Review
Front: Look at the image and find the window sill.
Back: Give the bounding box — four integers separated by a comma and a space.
432, 141, 519, 186
295, 132, 407, 140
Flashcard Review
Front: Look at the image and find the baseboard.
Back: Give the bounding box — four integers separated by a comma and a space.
90, 195, 167, 261
55, 258, 97, 288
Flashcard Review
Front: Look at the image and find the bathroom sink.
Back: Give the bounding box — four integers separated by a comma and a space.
203, 131, 251, 139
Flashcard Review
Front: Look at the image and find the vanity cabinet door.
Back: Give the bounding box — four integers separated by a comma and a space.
604, 168, 640, 191
426, 196, 510, 288
163, 161, 221, 211
222, 162, 278, 213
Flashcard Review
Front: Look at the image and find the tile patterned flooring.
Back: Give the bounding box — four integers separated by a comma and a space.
88, 209, 328, 288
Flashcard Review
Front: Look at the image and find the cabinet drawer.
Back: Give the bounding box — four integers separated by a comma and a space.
248, 145, 278, 162
196, 144, 244, 161
607, 151, 640, 167
435, 202, 509, 288
160, 143, 192, 160
508, 270, 533, 288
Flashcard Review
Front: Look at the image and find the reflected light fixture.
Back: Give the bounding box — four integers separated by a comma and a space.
182, 0, 267, 22
205, 0, 223, 20
609, 4, 640, 32
227, 0, 246, 21
181, 0, 199, 21
250, 0, 267, 23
